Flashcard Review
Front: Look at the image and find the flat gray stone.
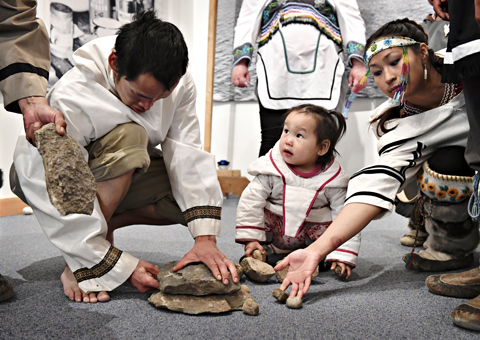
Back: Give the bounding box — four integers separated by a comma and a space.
149, 285, 256, 315
35, 123, 96, 215
157, 262, 241, 296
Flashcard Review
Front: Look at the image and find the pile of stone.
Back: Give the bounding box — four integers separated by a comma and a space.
149, 262, 259, 316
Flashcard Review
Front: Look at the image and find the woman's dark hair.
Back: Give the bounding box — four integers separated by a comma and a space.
283, 104, 346, 165
114, 10, 189, 90
366, 18, 443, 135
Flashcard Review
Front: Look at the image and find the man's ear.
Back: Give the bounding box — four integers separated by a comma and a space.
318, 140, 331, 157
108, 50, 118, 72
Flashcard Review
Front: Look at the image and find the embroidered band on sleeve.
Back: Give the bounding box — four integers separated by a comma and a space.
184, 205, 222, 223
232, 43, 254, 66
73, 246, 123, 283
346, 41, 365, 58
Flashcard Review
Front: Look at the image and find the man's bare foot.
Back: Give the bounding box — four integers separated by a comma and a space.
60, 266, 110, 303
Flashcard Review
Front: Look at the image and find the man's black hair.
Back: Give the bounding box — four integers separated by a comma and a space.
114, 10, 189, 90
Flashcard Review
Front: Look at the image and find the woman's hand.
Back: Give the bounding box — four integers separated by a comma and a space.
274, 248, 322, 299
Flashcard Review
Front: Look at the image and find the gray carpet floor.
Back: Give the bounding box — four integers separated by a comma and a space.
1, 197, 479, 340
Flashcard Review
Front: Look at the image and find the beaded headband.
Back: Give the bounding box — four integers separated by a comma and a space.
343, 36, 419, 119
365, 36, 418, 63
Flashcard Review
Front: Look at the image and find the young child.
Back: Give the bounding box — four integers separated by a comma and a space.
235, 104, 360, 279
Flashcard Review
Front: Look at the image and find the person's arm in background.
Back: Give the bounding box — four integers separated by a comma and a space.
336, 0, 367, 88
231, 0, 264, 87
474, 0, 480, 27
431, 0, 449, 20
0, 0, 65, 145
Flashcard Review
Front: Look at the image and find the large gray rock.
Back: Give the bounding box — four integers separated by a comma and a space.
241, 257, 275, 282
35, 123, 96, 215
157, 262, 241, 296
149, 284, 255, 315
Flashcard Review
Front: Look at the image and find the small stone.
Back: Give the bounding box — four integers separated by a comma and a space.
224, 285, 252, 310
240, 257, 275, 282
234, 262, 244, 280
272, 288, 288, 303
275, 264, 289, 283
252, 249, 266, 262
242, 297, 259, 316
334, 265, 347, 280
35, 123, 96, 215
286, 296, 302, 309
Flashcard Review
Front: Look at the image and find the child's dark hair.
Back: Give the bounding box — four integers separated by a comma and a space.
114, 10, 189, 90
284, 104, 346, 165
366, 18, 443, 135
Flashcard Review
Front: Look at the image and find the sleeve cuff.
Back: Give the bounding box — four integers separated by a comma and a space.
76, 248, 140, 293
232, 43, 254, 67
186, 207, 222, 238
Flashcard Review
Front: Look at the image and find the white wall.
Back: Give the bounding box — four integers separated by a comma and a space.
0, 0, 383, 200
210, 98, 383, 181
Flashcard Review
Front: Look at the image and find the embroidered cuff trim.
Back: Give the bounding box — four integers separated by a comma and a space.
73, 246, 123, 283
233, 43, 254, 66
184, 205, 222, 223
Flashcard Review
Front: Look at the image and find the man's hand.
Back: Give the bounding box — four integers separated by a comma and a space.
231, 60, 250, 88
18, 96, 66, 146
274, 248, 322, 299
127, 260, 160, 293
173, 235, 239, 285
431, 0, 449, 21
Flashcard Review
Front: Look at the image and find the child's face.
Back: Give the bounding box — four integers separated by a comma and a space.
114, 72, 178, 113
279, 111, 328, 173
368, 45, 425, 101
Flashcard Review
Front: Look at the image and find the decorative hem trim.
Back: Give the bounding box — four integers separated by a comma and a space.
184, 205, 222, 223
73, 246, 123, 283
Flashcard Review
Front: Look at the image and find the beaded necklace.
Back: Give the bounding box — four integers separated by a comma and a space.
402, 83, 457, 118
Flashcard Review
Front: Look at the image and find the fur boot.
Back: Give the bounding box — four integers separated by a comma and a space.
403, 198, 479, 271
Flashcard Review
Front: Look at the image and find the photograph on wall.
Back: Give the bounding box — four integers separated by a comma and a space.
39, 0, 163, 89
213, 0, 439, 102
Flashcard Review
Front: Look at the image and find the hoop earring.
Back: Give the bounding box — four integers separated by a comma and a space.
424, 64, 428, 80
